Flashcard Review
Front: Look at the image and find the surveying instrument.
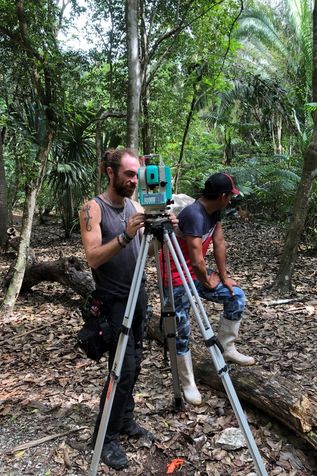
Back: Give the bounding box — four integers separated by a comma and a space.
89, 155, 268, 476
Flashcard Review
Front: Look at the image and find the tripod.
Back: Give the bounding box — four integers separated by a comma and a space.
89, 216, 268, 476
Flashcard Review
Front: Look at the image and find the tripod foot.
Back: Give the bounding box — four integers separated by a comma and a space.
173, 397, 185, 412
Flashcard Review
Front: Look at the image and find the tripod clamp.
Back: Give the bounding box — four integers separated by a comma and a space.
203, 336, 229, 376
204, 335, 223, 352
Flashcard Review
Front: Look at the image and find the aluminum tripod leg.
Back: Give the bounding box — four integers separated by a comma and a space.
89, 232, 152, 476
153, 240, 183, 410
164, 229, 268, 476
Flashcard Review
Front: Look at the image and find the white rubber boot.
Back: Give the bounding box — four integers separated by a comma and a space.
177, 350, 202, 405
217, 318, 255, 366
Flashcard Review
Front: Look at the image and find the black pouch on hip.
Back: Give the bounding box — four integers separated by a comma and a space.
77, 291, 112, 361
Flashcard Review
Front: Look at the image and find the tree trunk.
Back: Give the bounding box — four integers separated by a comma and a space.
0, 127, 8, 248
107, 3, 115, 111
139, 2, 151, 154
1, 130, 54, 316
194, 351, 317, 450
7, 135, 21, 226
126, 0, 141, 152
272, 1, 317, 292
273, 145, 317, 291
2, 186, 38, 314
271, 119, 277, 154
95, 118, 102, 196
173, 88, 198, 193
224, 131, 234, 165
148, 318, 317, 450
276, 115, 283, 155
141, 79, 152, 154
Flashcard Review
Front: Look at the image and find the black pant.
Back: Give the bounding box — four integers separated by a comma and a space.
94, 287, 147, 444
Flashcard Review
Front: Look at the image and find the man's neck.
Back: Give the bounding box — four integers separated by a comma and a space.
198, 196, 220, 214
102, 188, 125, 207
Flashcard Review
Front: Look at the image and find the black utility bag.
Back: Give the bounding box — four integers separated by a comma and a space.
77, 291, 112, 361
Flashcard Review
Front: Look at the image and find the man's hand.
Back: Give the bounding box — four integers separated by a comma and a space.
167, 212, 179, 229
207, 271, 221, 289
125, 212, 146, 238
221, 277, 238, 296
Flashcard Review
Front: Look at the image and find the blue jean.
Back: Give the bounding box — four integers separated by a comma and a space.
172, 273, 246, 355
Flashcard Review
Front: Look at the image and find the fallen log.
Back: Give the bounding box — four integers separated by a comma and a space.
3, 228, 94, 298
3, 253, 94, 298
21, 256, 95, 297
148, 316, 317, 450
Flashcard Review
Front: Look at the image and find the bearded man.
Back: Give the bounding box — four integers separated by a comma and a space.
80, 148, 155, 470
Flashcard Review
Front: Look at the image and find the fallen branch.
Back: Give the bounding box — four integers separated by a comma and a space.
11, 324, 48, 340
2, 426, 88, 454
262, 297, 308, 306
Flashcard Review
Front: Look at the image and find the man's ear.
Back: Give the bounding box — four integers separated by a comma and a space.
107, 166, 113, 179
219, 193, 229, 208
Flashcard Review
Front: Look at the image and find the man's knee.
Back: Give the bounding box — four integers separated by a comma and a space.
232, 286, 246, 308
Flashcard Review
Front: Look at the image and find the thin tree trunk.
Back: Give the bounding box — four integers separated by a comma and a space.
107, 2, 115, 111
0, 127, 8, 248
1, 130, 54, 316
7, 134, 20, 225
63, 186, 74, 239
276, 115, 283, 154
141, 81, 152, 154
173, 88, 198, 193
139, 1, 151, 154
224, 131, 234, 165
273, 144, 317, 291
313, 0, 317, 103
2, 186, 37, 315
95, 119, 102, 196
126, 0, 141, 152
272, 0, 317, 292
271, 119, 277, 154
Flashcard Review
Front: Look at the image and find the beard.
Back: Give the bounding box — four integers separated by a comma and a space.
113, 173, 136, 198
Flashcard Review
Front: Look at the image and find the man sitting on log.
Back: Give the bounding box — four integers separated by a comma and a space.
161, 173, 255, 407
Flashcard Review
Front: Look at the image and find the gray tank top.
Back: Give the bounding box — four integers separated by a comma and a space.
92, 196, 143, 298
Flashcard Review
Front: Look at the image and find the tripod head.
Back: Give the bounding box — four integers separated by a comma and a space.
138, 154, 173, 216
143, 214, 174, 245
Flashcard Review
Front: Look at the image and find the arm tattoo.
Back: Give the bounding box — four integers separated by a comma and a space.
82, 205, 92, 231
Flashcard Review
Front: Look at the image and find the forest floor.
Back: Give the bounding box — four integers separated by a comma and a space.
0, 216, 317, 476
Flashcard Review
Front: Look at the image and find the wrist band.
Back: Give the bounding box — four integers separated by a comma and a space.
123, 230, 133, 243
117, 234, 126, 248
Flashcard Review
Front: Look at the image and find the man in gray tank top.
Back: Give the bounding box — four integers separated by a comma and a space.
80, 149, 149, 469
79, 148, 153, 470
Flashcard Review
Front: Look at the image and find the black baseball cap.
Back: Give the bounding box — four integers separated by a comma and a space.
203, 173, 240, 197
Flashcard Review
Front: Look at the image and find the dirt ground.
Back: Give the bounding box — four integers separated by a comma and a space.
0, 217, 317, 476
